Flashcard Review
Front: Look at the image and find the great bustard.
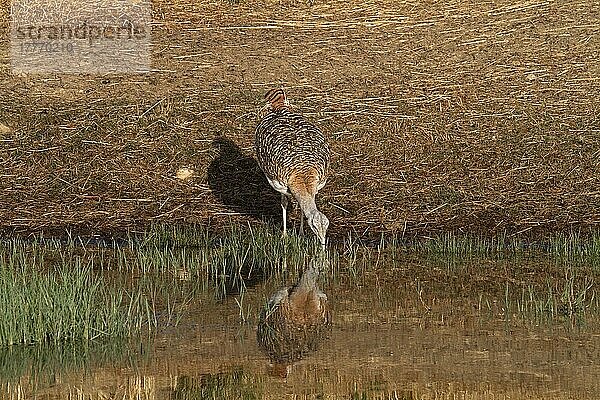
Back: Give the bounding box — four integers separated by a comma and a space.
255, 88, 330, 247
256, 256, 331, 372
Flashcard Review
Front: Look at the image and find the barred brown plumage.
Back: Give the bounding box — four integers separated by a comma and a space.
255, 88, 330, 247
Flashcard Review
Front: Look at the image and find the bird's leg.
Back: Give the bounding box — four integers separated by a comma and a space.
281, 194, 288, 236
299, 212, 304, 236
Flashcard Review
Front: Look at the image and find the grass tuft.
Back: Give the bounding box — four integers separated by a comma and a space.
0, 241, 151, 347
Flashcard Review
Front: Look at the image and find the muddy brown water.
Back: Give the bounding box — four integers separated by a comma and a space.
2, 256, 600, 399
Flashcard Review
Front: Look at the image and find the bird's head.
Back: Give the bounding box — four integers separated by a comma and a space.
308, 210, 329, 248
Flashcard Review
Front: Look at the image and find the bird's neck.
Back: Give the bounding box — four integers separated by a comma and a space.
288, 169, 319, 219
291, 190, 318, 220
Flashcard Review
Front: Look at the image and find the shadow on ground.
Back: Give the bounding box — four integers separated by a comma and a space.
207, 136, 281, 222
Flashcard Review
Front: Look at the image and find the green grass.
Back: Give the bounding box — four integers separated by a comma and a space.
372, 230, 600, 268
2, 224, 600, 349
509, 269, 597, 325
411, 232, 520, 258
0, 240, 152, 347
113, 224, 327, 296
0, 258, 150, 347
548, 232, 600, 265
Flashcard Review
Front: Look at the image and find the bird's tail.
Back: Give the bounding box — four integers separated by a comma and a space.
264, 87, 290, 111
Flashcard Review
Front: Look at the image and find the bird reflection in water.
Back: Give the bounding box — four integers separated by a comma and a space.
256, 255, 331, 378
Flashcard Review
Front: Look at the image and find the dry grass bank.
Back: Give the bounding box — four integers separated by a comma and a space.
0, 0, 599, 239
